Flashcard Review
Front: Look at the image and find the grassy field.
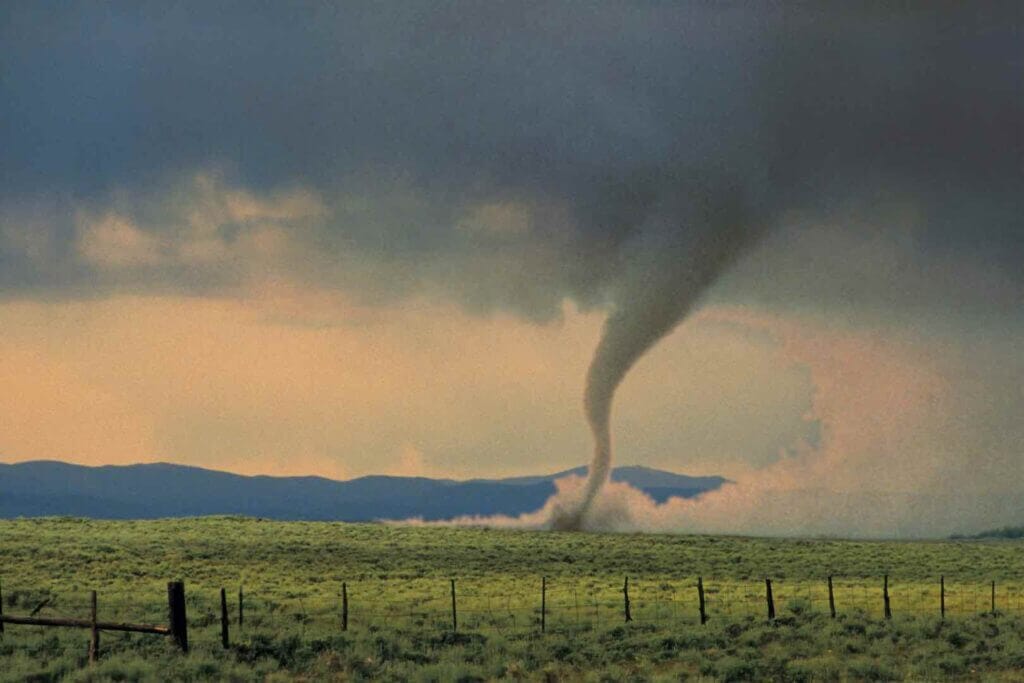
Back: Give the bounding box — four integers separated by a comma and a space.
2, 518, 1024, 681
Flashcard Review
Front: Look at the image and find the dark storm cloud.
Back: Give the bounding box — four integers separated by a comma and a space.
1, 2, 1021, 315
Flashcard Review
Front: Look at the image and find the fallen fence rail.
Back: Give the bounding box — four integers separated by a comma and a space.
0, 580, 189, 662
0, 614, 169, 634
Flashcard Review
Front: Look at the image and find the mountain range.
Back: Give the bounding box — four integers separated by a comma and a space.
0, 460, 726, 521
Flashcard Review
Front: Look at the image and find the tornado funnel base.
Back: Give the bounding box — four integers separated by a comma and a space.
548, 504, 588, 532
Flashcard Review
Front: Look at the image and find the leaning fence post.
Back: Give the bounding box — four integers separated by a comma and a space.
697, 576, 707, 625
828, 575, 836, 619
450, 579, 457, 632
541, 576, 546, 633
765, 578, 775, 620
341, 582, 348, 632
883, 575, 892, 620
167, 581, 189, 653
623, 576, 632, 623
940, 576, 945, 620
238, 586, 244, 628
88, 590, 99, 663
220, 588, 229, 649
991, 581, 996, 615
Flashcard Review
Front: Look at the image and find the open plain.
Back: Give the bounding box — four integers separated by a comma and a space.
2, 518, 1024, 681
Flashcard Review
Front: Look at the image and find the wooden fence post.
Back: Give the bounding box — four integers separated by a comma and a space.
220, 588, 229, 649
697, 577, 707, 625
88, 591, 99, 663
238, 586, 244, 628
167, 581, 188, 653
828, 576, 836, 619
450, 579, 457, 632
622, 576, 632, 623
940, 576, 945, 620
883, 575, 892, 620
765, 578, 775, 620
991, 581, 996, 615
541, 577, 546, 633
341, 582, 348, 632
0, 580, 5, 636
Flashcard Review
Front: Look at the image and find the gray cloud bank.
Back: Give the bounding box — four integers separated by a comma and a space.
1, 3, 1020, 318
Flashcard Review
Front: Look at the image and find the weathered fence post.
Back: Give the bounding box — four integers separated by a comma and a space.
450, 579, 457, 632
341, 582, 348, 632
167, 581, 188, 653
883, 575, 892, 620
0, 580, 5, 636
697, 576, 707, 625
828, 575, 836, 619
940, 576, 945, 619
238, 586, 244, 628
765, 578, 775, 620
88, 590, 99, 663
541, 576, 546, 633
623, 576, 632, 623
220, 588, 229, 649
991, 581, 996, 615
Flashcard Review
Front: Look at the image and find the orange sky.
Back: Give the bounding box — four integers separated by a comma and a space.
0, 291, 812, 481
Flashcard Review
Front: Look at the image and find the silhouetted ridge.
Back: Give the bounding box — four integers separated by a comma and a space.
0, 460, 724, 521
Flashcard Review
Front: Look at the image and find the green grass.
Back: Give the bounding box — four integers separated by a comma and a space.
2, 518, 1024, 681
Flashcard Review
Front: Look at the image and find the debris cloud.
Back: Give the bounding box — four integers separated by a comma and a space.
419, 306, 1023, 538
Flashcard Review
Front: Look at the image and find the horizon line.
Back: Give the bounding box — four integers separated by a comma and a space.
0, 457, 726, 485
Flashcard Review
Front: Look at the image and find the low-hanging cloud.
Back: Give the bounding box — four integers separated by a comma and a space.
2, 4, 1020, 312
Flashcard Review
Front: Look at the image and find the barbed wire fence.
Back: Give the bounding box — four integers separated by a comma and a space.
3, 575, 1024, 658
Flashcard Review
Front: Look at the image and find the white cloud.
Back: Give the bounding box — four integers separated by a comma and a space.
74, 172, 325, 276
77, 212, 164, 268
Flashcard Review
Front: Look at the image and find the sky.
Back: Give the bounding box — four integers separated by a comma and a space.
1, 3, 1021, 536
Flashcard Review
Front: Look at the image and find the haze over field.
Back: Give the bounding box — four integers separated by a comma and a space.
1, 4, 1021, 537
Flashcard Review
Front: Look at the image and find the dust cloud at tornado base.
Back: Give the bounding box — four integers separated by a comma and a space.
407, 306, 1022, 538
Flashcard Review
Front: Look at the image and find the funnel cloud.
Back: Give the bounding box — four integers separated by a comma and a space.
554, 194, 763, 529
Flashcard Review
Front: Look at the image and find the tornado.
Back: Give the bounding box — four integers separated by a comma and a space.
551, 189, 763, 530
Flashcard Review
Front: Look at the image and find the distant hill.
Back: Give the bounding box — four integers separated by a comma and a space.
951, 526, 1024, 540
0, 460, 726, 521
470, 464, 726, 492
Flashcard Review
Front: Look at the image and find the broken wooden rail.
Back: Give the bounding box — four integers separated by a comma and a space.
0, 613, 171, 634
0, 580, 189, 661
